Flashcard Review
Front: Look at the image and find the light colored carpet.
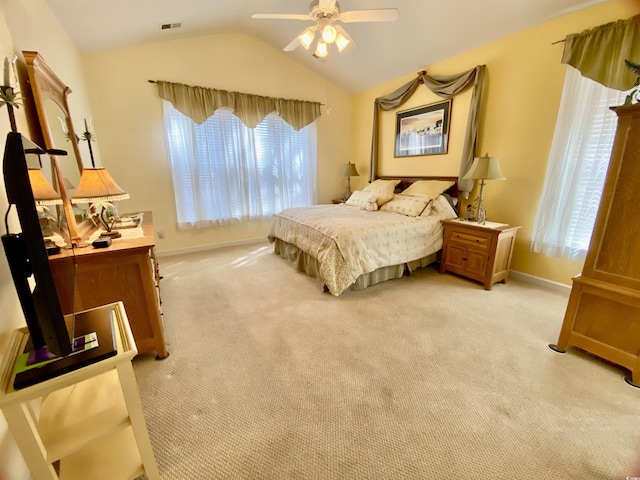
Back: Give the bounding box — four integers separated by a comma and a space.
133, 242, 640, 479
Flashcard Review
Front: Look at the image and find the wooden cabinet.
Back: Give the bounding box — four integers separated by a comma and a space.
48, 211, 167, 358
551, 103, 640, 386
0, 302, 160, 480
439, 219, 520, 290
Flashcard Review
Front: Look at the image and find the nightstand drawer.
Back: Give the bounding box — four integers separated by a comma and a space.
448, 230, 491, 250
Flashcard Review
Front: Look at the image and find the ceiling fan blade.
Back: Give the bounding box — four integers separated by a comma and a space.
251, 13, 312, 21
339, 9, 400, 23
283, 37, 301, 52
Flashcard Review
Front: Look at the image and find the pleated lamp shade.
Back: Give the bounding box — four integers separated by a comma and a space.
463, 154, 505, 180
341, 162, 359, 177
28, 168, 63, 205
72, 168, 130, 204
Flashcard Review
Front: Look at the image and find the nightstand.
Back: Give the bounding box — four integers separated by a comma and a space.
332, 199, 345, 204
439, 219, 520, 290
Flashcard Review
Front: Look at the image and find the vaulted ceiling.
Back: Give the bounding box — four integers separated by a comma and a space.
47, 0, 606, 94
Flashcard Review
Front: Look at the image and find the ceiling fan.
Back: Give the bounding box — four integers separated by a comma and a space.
251, 0, 399, 59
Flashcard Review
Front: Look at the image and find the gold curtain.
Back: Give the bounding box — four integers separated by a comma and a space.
156, 81, 322, 131
562, 14, 640, 91
369, 66, 486, 194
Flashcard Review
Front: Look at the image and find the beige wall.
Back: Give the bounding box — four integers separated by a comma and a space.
81, 32, 352, 254
352, 0, 640, 286
0, 1, 94, 478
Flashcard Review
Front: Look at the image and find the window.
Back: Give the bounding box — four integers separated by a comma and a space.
531, 67, 628, 260
163, 102, 317, 229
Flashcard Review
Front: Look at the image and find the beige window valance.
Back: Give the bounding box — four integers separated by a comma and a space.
155, 81, 322, 131
562, 14, 640, 91
370, 65, 486, 194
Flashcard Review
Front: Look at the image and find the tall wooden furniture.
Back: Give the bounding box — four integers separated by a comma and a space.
0, 302, 160, 480
440, 219, 520, 290
48, 212, 167, 358
551, 103, 640, 387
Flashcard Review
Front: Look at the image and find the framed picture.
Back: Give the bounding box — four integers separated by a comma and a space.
395, 99, 452, 157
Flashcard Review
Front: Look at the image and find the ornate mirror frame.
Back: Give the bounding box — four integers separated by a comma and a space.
23, 51, 83, 173
22, 51, 83, 244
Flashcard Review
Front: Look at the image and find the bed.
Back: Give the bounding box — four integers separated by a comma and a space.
267, 176, 459, 295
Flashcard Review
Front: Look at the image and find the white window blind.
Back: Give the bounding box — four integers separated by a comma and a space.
163, 102, 317, 229
531, 67, 628, 260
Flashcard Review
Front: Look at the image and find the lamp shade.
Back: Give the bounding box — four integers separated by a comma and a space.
462, 154, 505, 180
28, 169, 63, 205
72, 168, 129, 204
341, 163, 359, 177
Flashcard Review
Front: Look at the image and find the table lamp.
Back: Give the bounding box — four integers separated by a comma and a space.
72, 168, 129, 238
462, 153, 505, 224
341, 162, 359, 201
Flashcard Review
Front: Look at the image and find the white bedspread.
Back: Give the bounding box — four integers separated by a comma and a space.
267, 204, 444, 295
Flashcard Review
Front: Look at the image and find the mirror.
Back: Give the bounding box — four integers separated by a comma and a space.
23, 51, 83, 178
23, 51, 83, 244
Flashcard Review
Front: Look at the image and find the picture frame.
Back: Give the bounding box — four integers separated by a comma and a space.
395, 99, 452, 157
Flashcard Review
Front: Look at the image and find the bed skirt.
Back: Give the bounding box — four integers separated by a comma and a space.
272, 238, 438, 293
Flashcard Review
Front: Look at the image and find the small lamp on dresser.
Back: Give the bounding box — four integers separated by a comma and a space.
341, 162, 359, 201
72, 168, 129, 238
462, 153, 505, 224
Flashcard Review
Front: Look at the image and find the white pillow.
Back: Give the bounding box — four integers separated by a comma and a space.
402, 180, 455, 198
363, 179, 400, 207
380, 194, 432, 217
427, 194, 459, 219
345, 190, 371, 208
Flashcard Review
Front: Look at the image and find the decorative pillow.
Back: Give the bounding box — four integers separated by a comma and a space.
363, 179, 400, 207
424, 194, 458, 219
345, 190, 372, 209
401, 180, 455, 198
380, 194, 432, 217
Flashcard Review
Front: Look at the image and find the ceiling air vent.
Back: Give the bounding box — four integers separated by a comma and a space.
161, 22, 182, 30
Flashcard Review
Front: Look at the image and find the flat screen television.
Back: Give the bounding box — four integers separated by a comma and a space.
1, 131, 72, 359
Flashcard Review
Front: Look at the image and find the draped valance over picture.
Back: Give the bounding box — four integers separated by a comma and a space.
155, 81, 322, 131
370, 65, 486, 194
561, 14, 640, 91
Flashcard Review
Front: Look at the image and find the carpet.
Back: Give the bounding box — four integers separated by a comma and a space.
132, 242, 640, 479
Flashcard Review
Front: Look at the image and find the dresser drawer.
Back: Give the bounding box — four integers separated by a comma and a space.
448, 229, 491, 250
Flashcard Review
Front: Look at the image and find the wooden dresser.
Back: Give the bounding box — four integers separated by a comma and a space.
551, 103, 640, 386
440, 219, 520, 290
48, 211, 167, 359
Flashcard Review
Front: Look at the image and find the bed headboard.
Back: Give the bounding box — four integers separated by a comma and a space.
377, 176, 459, 198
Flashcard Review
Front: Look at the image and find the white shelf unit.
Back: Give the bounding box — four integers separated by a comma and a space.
0, 302, 160, 480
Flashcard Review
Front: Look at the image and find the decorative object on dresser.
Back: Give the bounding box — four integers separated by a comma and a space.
48, 211, 168, 359
462, 153, 505, 224
623, 59, 640, 105
340, 162, 359, 201
549, 103, 640, 387
439, 219, 520, 290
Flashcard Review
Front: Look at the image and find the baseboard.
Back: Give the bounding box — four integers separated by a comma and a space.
509, 270, 571, 295
155, 237, 268, 258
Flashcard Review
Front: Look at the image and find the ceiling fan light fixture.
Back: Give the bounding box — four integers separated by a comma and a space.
335, 33, 350, 52
315, 40, 328, 58
321, 24, 337, 43
299, 26, 317, 49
